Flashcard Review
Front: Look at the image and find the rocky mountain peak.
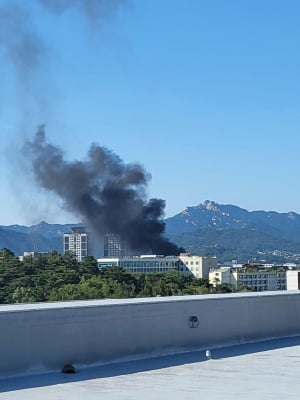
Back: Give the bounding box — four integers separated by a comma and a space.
203, 200, 220, 212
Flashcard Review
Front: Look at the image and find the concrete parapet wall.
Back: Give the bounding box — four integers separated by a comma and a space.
1, 291, 300, 376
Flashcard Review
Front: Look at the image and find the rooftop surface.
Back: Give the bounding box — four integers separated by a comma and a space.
1, 290, 298, 313
1, 336, 300, 399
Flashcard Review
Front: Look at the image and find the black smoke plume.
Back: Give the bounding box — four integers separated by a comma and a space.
0, 3, 44, 91
25, 127, 184, 256
38, 0, 127, 26
0, 0, 127, 90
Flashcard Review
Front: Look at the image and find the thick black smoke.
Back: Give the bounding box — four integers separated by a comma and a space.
25, 127, 184, 256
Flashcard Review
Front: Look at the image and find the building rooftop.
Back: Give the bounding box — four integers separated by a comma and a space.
1, 336, 300, 399
2, 292, 300, 398
0, 290, 296, 313
70, 227, 88, 233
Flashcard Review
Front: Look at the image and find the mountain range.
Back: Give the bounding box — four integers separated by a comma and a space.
165, 201, 300, 263
165, 200, 300, 241
2, 201, 300, 263
0, 222, 77, 256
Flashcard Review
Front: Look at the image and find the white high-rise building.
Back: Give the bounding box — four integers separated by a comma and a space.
63, 227, 93, 262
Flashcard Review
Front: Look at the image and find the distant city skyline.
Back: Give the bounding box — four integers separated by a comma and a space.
1, 0, 300, 225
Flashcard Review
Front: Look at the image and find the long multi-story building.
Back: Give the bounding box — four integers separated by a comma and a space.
209, 265, 287, 291
97, 253, 217, 279
63, 227, 93, 262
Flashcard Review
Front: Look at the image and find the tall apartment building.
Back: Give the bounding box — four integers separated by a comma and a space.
104, 234, 127, 257
63, 227, 92, 262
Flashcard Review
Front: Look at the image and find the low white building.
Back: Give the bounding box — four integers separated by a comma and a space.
286, 270, 300, 290
209, 267, 233, 286
18, 251, 49, 262
178, 253, 217, 278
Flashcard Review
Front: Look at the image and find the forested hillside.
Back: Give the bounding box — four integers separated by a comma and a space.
170, 227, 300, 263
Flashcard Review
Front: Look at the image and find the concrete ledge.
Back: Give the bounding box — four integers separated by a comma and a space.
1, 291, 300, 376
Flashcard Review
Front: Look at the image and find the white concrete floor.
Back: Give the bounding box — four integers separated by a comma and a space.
2, 337, 300, 400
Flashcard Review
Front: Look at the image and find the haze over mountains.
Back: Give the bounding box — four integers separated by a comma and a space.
2, 201, 300, 263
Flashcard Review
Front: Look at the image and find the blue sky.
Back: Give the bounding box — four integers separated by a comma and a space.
0, 0, 300, 225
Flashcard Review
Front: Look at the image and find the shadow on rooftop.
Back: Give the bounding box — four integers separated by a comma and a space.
1, 335, 300, 393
